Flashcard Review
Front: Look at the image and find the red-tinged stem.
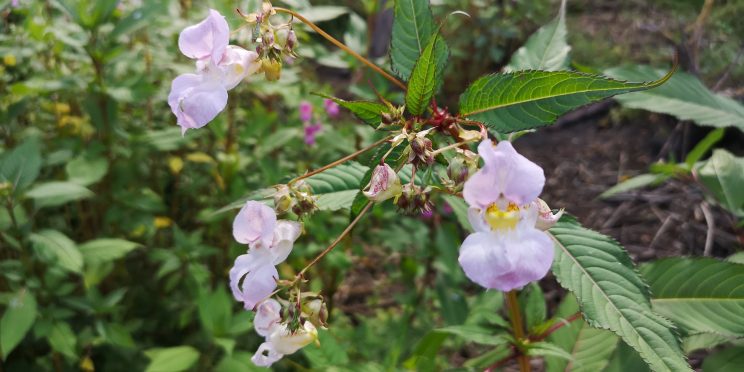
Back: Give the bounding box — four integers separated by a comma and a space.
532, 312, 582, 341
506, 290, 531, 372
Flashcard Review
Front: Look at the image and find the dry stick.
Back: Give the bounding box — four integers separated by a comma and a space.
506, 290, 531, 372
288, 136, 392, 186
273, 7, 407, 91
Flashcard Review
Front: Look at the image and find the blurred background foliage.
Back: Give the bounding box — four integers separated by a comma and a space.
0, 0, 742, 370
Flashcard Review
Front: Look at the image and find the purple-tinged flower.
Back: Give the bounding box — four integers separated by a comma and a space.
421, 209, 434, 219
299, 101, 313, 122
169, 9, 260, 135
230, 201, 301, 309
323, 98, 340, 118
303, 122, 322, 146
251, 299, 318, 367
458, 140, 554, 292
363, 164, 402, 202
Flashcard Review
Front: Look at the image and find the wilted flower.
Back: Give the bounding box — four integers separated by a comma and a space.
458, 140, 554, 292
534, 198, 564, 231
323, 99, 340, 118
251, 299, 319, 367
230, 201, 301, 309
363, 164, 402, 202
168, 9, 260, 135
408, 130, 435, 166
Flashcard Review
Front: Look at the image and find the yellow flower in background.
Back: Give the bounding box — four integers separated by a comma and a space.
168, 156, 184, 174
154, 216, 173, 229
3, 54, 16, 67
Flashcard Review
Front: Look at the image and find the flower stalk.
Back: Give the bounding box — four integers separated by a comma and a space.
506, 290, 531, 372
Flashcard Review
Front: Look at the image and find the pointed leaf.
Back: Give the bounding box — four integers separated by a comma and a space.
696, 149, 744, 218
315, 95, 390, 128
702, 346, 744, 372
640, 257, 744, 337
0, 291, 37, 360
549, 217, 691, 372
30, 230, 83, 273
305, 162, 369, 211
459, 69, 673, 133
26, 181, 94, 208
78, 238, 142, 265
391, 0, 435, 80
0, 138, 42, 195
405, 33, 449, 116
144, 346, 200, 372
506, 0, 570, 71
605, 65, 744, 130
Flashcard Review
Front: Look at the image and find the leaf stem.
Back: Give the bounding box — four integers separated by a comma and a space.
506, 290, 531, 372
273, 7, 407, 91
532, 312, 582, 341
288, 136, 391, 186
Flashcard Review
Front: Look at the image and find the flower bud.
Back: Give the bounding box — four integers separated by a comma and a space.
268, 321, 318, 355
396, 184, 432, 215
409, 136, 434, 166
301, 295, 328, 329
363, 164, 402, 202
534, 198, 563, 231
273, 185, 294, 214
261, 58, 282, 81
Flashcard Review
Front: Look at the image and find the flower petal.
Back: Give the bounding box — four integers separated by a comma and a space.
493, 228, 554, 291
168, 73, 228, 134
218, 46, 260, 90
251, 342, 284, 367
458, 232, 513, 289
270, 220, 301, 265
239, 263, 278, 310
254, 299, 282, 337
484, 141, 545, 205
178, 9, 229, 65
268, 322, 318, 355
467, 207, 490, 233
463, 167, 501, 210
233, 201, 277, 248
228, 249, 272, 302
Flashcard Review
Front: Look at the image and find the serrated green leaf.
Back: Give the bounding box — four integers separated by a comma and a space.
0, 138, 42, 195
78, 238, 141, 265
405, 33, 449, 116
26, 181, 94, 208
306, 162, 368, 211
605, 65, 744, 130
549, 217, 691, 372
506, 0, 569, 72
391, 0, 435, 81
640, 257, 744, 337
696, 149, 744, 218
545, 295, 618, 372
459, 69, 672, 133
600, 174, 668, 199
144, 346, 200, 372
702, 346, 744, 372
30, 230, 83, 273
315, 94, 389, 128
1, 290, 37, 360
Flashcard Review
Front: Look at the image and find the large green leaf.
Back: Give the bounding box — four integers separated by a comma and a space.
78, 238, 142, 265
546, 295, 618, 372
604, 341, 652, 372
405, 33, 449, 116
0, 138, 42, 195
549, 217, 691, 372
605, 65, 744, 131
459, 69, 672, 133
506, 0, 569, 72
26, 181, 94, 208
391, 0, 435, 81
696, 149, 744, 218
0, 291, 37, 360
640, 257, 744, 337
315, 95, 389, 128
702, 346, 744, 372
65, 155, 108, 186
30, 230, 83, 273
144, 346, 200, 372
306, 162, 368, 211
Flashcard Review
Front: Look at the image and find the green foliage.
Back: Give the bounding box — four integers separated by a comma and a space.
78, 239, 141, 265
29, 230, 83, 274
519, 282, 546, 333
600, 174, 668, 199
459, 69, 672, 133
0, 291, 37, 360
606, 65, 744, 131
640, 258, 744, 337
306, 162, 368, 211
25, 181, 94, 208
391, 0, 435, 81
696, 149, 744, 219
144, 346, 200, 372
549, 217, 691, 372
405, 32, 449, 116
315, 94, 390, 128
506, 0, 570, 72
702, 346, 744, 372
0, 138, 42, 195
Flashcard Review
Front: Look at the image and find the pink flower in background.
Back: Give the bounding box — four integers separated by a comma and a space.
304, 122, 322, 146
299, 101, 313, 122
323, 98, 340, 118
251, 299, 318, 367
230, 201, 301, 310
458, 140, 554, 292
11, 0, 20, 8
168, 9, 259, 135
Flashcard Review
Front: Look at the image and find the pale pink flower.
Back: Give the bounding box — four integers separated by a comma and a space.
299, 101, 313, 122
304, 122, 322, 146
323, 98, 340, 118
458, 140, 554, 291
363, 164, 402, 202
251, 299, 318, 367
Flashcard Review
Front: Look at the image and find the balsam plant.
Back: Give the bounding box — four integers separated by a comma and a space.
163, 1, 744, 370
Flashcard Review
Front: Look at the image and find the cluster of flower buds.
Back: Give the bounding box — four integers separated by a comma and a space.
251, 299, 319, 367
274, 182, 317, 217
444, 148, 478, 189
379, 105, 406, 129
243, 1, 298, 81
396, 184, 433, 215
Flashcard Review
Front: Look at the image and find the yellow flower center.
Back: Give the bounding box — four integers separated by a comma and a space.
485, 203, 520, 231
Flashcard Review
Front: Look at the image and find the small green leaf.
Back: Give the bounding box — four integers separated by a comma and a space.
696, 149, 744, 218
391, 0, 435, 81
1, 290, 37, 360
302, 330, 350, 368
600, 174, 668, 199
30, 230, 83, 273
66, 156, 109, 186
605, 65, 744, 131
685, 128, 725, 167
26, 181, 94, 208
702, 346, 744, 372
640, 257, 744, 337
144, 346, 200, 372
48, 322, 77, 359
405, 32, 449, 116
519, 283, 546, 333
315, 94, 390, 128
435, 325, 508, 346
506, 0, 570, 71
526, 341, 575, 361
549, 216, 691, 372
683, 333, 738, 354
78, 238, 141, 265
0, 138, 42, 195
459, 69, 673, 133
197, 287, 232, 337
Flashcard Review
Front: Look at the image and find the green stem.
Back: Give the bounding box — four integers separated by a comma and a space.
506, 290, 530, 372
